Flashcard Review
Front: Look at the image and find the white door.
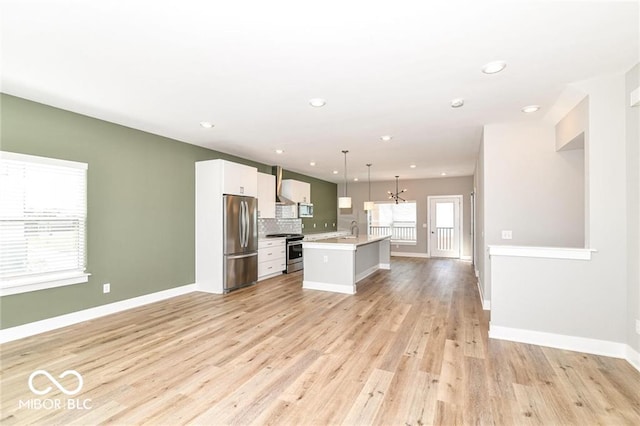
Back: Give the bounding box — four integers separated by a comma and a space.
429, 196, 461, 258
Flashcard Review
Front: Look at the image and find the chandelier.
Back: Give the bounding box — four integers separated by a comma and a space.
388, 176, 407, 204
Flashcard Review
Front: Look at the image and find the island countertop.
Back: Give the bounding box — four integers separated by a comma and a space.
302, 234, 391, 250
302, 234, 391, 294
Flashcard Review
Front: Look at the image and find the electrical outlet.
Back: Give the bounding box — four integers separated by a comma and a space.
636, 319, 640, 335
501, 230, 513, 240
313, 223, 316, 228
103, 283, 110, 294
325, 223, 328, 228
323, 255, 328, 263
302, 223, 305, 229
422, 223, 427, 228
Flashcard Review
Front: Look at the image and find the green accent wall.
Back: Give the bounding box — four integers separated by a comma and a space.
0, 94, 336, 329
282, 170, 338, 233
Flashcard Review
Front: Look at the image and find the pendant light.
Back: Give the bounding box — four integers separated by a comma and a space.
388, 175, 407, 204
338, 150, 352, 208
364, 163, 374, 211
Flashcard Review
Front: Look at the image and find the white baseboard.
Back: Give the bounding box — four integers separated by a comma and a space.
476, 276, 490, 310
391, 252, 429, 258
489, 324, 627, 359
460, 255, 472, 261
0, 284, 197, 344
379, 263, 391, 270
303, 280, 355, 295
355, 265, 380, 283
626, 345, 640, 373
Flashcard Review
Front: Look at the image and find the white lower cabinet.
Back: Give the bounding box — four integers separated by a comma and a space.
258, 238, 285, 281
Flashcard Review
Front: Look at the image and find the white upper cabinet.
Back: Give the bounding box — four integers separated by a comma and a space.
282, 179, 311, 203
219, 160, 257, 197
257, 172, 276, 218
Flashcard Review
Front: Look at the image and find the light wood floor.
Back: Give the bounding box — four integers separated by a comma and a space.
1, 258, 639, 425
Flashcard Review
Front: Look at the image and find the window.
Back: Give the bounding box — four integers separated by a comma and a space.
0, 151, 89, 296
368, 201, 417, 244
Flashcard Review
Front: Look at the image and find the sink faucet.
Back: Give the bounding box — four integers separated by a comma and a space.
350, 220, 359, 238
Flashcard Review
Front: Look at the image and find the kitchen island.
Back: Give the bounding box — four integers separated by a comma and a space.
302, 234, 391, 294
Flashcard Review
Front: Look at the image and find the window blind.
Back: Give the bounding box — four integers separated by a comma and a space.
0, 151, 88, 289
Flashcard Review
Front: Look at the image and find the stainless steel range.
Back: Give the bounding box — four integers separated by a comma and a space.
266, 233, 304, 273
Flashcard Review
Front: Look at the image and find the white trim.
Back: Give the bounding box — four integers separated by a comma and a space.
427, 195, 463, 258
489, 324, 626, 359
379, 263, 391, 270
0, 150, 88, 170
475, 276, 490, 311
0, 284, 197, 343
391, 252, 429, 258
488, 245, 596, 260
625, 345, 640, 373
355, 264, 379, 282
631, 86, 640, 107
0, 272, 91, 296
460, 256, 472, 261
302, 280, 356, 294
302, 242, 355, 251
257, 271, 283, 282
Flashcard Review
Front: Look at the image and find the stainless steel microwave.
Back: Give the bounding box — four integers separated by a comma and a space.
298, 203, 313, 218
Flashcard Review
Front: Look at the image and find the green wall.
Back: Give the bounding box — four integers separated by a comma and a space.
0, 94, 336, 329
282, 169, 338, 233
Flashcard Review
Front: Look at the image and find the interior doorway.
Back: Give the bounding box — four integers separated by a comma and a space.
428, 195, 462, 258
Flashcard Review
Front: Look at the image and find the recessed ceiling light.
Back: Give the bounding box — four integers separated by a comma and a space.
309, 161, 316, 166
275, 149, 284, 154
332, 170, 339, 174
354, 178, 359, 182
482, 60, 507, 74
199, 121, 214, 128
451, 98, 465, 108
441, 172, 447, 176
309, 98, 326, 107
380, 135, 393, 142
410, 164, 417, 168
521, 105, 540, 113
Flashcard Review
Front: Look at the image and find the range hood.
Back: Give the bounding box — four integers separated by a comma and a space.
272, 166, 296, 205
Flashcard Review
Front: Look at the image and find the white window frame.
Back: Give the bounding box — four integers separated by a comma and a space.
367, 201, 418, 246
0, 151, 90, 296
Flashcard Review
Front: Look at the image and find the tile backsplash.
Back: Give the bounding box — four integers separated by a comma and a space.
258, 218, 302, 237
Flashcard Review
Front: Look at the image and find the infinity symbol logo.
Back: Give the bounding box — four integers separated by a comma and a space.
28, 370, 84, 396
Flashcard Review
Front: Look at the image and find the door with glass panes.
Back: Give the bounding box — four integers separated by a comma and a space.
428, 196, 461, 258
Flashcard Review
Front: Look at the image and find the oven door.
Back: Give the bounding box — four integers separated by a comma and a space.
287, 241, 303, 263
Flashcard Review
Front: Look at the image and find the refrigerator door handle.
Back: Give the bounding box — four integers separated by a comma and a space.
238, 200, 244, 247
244, 200, 249, 248
241, 200, 247, 248
244, 200, 250, 247
226, 252, 258, 260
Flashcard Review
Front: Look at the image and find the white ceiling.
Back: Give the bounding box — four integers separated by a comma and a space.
1, 0, 638, 182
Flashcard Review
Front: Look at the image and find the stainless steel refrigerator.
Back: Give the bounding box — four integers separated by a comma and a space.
223, 194, 258, 292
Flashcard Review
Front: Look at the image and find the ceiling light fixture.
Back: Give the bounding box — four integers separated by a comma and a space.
410, 164, 417, 169
309, 98, 326, 108
482, 60, 507, 74
199, 121, 214, 128
441, 172, 447, 176
309, 161, 316, 166
354, 178, 359, 182
380, 135, 393, 142
332, 170, 339, 174
451, 98, 465, 108
388, 176, 407, 204
521, 105, 541, 113
364, 163, 375, 211
338, 150, 352, 208
275, 149, 284, 154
